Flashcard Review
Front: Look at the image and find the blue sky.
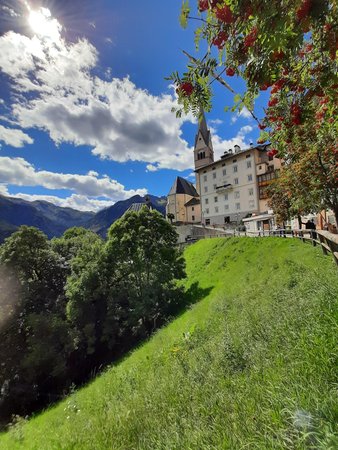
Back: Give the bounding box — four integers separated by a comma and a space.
0, 0, 268, 211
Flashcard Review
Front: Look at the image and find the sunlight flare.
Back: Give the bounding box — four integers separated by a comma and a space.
28, 7, 61, 41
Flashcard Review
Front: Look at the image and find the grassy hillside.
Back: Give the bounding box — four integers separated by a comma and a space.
1, 238, 337, 449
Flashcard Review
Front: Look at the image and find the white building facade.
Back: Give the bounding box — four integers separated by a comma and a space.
193, 112, 281, 227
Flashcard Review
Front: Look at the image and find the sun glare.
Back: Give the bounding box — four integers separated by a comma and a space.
28, 7, 61, 41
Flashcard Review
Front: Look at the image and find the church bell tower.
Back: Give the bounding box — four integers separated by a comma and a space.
194, 110, 214, 194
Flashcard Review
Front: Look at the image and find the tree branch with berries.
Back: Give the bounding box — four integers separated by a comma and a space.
168, 0, 338, 224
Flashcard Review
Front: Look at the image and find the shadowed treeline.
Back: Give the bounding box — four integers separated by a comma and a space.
0, 209, 210, 428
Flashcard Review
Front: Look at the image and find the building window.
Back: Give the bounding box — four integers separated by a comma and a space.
215, 206, 219, 213
224, 204, 229, 210
203, 170, 207, 173
259, 186, 268, 199
212, 166, 216, 170
204, 186, 208, 193
234, 178, 239, 185
214, 196, 218, 203
206, 208, 209, 214
197, 151, 206, 160
213, 184, 217, 190
192, 215, 195, 221
222, 163, 225, 167
236, 203, 241, 210
205, 198, 209, 205
247, 160, 252, 168
224, 193, 228, 200
234, 191, 240, 199
233, 159, 237, 163
192, 206, 194, 211
249, 200, 255, 208
213, 172, 216, 179
203, 175, 207, 182
246, 154, 251, 159
222, 168, 226, 176
258, 165, 262, 170
206, 218, 210, 225
247, 174, 253, 182
248, 188, 254, 196
233, 165, 238, 173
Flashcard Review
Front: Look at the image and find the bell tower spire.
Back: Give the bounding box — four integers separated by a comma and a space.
194, 109, 214, 171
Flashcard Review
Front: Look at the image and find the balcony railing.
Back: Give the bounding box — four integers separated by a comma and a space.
216, 183, 233, 193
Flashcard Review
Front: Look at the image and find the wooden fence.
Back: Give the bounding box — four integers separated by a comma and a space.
245, 229, 338, 266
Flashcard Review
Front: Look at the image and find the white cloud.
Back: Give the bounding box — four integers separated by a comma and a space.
8, 192, 113, 212
209, 119, 223, 126
146, 164, 158, 172
0, 13, 194, 171
211, 126, 253, 160
231, 106, 252, 124
1, 5, 20, 17
0, 156, 147, 201
0, 124, 33, 147
0, 184, 9, 195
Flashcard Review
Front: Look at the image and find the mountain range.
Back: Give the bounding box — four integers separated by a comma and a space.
0, 194, 167, 243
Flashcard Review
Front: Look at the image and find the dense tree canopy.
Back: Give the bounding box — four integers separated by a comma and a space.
170, 0, 337, 223
0, 227, 72, 419
0, 214, 186, 424
66, 208, 185, 355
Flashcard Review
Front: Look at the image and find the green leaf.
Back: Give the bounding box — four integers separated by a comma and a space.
234, 94, 242, 104
179, 1, 190, 29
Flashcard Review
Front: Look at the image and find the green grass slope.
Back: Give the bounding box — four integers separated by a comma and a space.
1, 238, 337, 449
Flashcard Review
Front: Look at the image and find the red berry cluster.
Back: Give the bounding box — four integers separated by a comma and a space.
258, 123, 266, 130
243, 4, 253, 19
260, 82, 273, 91
226, 67, 235, 76
267, 149, 278, 158
212, 31, 228, 49
296, 0, 312, 21
243, 27, 258, 48
178, 82, 194, 97
272, 50, 285, 61
271, 79, 286, 94
268, 97, 278, 107
215, 5, 235, 24
291, 103, 302, 125
199, 0, 209, 12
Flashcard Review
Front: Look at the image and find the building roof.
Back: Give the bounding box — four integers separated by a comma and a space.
168, 176, 199, 197
184, 197, 200, 207
194, 144, 271, 172
126, 203, 151, 213
242, 213, 274, 223
194, 109, 210, 147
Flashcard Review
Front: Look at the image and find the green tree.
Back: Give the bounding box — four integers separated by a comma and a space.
167, 212, 175, 224
0, 227, 72, 419
170, 0, 337, 223
66, 208, 186, 357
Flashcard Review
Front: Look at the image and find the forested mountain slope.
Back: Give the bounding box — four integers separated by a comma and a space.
0, 194, 166, 242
